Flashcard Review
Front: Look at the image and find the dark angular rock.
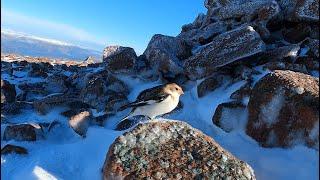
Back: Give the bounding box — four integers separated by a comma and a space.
143, 34, 192, 78
3, 124, 40, 141
1, 80, 16, 104
103, 46, 137, 74
1, 144, 28, 155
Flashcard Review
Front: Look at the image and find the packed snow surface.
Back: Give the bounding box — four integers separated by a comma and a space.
1, 66, 319, 180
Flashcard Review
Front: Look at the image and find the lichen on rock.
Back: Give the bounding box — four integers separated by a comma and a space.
102, 120, 256, 180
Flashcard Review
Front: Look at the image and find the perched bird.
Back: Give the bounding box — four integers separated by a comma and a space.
118, 83, 184, 121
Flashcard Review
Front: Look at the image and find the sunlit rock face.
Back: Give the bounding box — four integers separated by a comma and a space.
103, 120, 256, 180
246, 70, 319, 149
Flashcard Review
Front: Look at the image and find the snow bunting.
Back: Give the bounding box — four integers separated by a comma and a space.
118, 83, 184, 121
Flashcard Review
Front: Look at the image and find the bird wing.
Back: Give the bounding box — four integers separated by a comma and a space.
118, 84, 168, 111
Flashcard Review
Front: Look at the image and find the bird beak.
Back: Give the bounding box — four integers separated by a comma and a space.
181, 90, 184, 95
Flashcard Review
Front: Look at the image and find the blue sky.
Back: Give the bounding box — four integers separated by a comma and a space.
1, 0, 206, 54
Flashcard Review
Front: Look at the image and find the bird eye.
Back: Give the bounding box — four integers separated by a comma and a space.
175, 88, 178, 91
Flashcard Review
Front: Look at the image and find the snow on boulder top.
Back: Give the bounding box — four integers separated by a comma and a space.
247, 70, 319, 149
102, 120, 256, 180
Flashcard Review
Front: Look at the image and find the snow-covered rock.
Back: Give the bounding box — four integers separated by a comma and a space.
212, 101, 247, 132
247, 70, 319, 149
103, 120, 256, 180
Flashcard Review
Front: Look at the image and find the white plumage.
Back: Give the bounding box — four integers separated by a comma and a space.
118, 83, 184, 121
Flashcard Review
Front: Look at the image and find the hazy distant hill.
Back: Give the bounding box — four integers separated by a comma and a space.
1, 30, 102, 61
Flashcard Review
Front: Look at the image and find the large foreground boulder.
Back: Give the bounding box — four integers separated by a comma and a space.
246, 70, 319, 149
184, 26, 265, 80
102, 120, 255, 179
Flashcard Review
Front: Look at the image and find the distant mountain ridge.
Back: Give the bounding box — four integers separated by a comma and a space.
1, 30, 102, 61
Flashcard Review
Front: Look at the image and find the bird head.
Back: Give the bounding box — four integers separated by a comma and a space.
164, 83, 184, 96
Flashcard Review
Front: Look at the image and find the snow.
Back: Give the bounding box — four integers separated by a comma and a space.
260, 88, 285, 127
220, 107, 248, 132
2, 29, 73, 47
1, 66, 319, 180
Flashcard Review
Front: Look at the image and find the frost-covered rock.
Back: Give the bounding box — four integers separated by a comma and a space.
293, 0, 319, 22
103, 46, 137, 74
45, 74, 69, 93
263, 61, 309, 74
214, 0, 280, 24
184, 26, 265, 80
28, 63, 48, 77
295, 56, 319, 72
230, 82, 252, 101
213, 101, 247, 132
302, 38, 319, 58
3, 124, 40, 141
247, 70, 319, 149
258, 44, 300, 63
1, 144, 28, 155
33, 93, 79, 115
143, 34, 192, 78
69, 111, 91, 137
282, 23, 312, 43
197, 75, 224, 97
103, 120, 256, 179
179, 21, 227, 46
79, 71, 128, 112
1, 80, 16, 104
1, 80, 19, 114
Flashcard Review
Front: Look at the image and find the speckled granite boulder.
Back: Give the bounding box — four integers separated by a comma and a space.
102, 120, 256, 180
184, 26, 265, 80
246, 70, 319, 149
103, 46, 137, 74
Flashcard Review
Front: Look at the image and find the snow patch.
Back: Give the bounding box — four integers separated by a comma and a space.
260, 88, 285, 127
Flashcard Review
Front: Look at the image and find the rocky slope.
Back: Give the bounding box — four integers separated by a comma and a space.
1, 0, 319, 179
